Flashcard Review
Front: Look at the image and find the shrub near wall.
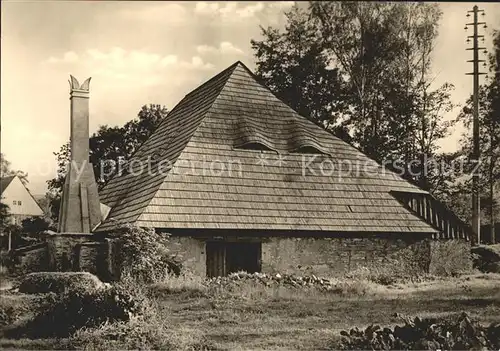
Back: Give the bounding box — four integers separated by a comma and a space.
18, 272, 106, 294
429, 239, 472, 276
108, 225, 181, 283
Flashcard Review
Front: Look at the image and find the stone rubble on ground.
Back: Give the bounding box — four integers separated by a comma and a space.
206, 271, 346, 291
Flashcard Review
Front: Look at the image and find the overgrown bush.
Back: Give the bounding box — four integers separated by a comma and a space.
0, 250, 18, 276
338, 312, 500, 350
430, 240, 473, 276
111, 225, 182, 284
346, 245, 438, 285
0, 304, 20, 327
0, 292, 53, 328
10, 285, 144, 338
18, 272, 105, 294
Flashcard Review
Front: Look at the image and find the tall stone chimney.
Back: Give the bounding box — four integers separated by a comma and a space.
58, 76, 102, 233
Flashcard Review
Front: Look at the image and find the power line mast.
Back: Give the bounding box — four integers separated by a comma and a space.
465, 5, 487, 245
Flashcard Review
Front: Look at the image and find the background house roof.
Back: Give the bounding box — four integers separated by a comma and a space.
97, 61, 436, 234
1, 175, 16, 195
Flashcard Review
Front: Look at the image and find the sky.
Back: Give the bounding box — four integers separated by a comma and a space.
1, 1, 500, 195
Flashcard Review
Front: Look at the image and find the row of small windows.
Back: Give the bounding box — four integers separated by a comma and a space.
13, 200, 22, 206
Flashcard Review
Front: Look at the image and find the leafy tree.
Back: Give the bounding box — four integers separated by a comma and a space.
0, 203, 12, 233
47, 104, 167, 222
0, 202, 13, 250
252, 2, 453, 194
251, 6, 350, 139
0, 204, 27, 250
46, 143, 70, 203
310, 1, 410, 161
110, 225, 181, 283
1, 153, 29, 185
21, 216, 50, 234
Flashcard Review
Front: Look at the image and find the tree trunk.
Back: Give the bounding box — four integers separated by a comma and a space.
490, 157, 496, 243
8, 230, 12, 251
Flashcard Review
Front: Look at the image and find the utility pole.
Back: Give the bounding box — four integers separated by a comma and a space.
465, 5, 487, 245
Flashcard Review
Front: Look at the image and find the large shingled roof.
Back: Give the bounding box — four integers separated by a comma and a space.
97, 61, 436, 234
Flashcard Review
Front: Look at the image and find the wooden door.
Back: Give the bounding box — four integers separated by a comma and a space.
206, 241, 226, 277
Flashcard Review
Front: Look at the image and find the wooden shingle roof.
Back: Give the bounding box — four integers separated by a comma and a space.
97, 61, 436, 234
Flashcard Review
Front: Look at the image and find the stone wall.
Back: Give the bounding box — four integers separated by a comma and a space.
7, 233, 472, 280
165, 236, 206, 277
159, 234, 471, 278
167, 234, 470, 278
7, 234, 109, 279
260, 235, 433, 277
12, 243, 49, 275
77, 242, 109, 278
46, 234, 97, 272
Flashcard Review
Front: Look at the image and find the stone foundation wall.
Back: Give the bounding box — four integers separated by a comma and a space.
8, 233, 472, 280
166, 236, 206, 277
163, 234, 471, 278
8, 235, 109, 280
77, 242, 109, 278
260, 236, 433, 277
12, 243, 49, 275
46, 234, 98, 272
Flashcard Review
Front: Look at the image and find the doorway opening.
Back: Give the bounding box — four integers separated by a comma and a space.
206, 241, 261, 277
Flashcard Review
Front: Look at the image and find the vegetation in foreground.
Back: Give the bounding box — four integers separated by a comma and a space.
1, 272, 499, 350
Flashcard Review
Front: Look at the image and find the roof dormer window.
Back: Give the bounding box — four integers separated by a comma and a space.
234, 141, 276, 152
235, 116, 279, 153
292, 145, 329, 155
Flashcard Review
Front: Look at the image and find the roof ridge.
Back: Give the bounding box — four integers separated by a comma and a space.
183, 61, 240, 100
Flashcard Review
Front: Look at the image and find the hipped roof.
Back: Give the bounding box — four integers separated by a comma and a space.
97, 61, 436, 234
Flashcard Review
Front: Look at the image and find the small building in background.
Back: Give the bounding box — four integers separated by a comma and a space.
1, 175, 44, 225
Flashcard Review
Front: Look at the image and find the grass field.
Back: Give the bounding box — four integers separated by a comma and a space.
152, 274, 500, 350
1, 273, 499, 350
